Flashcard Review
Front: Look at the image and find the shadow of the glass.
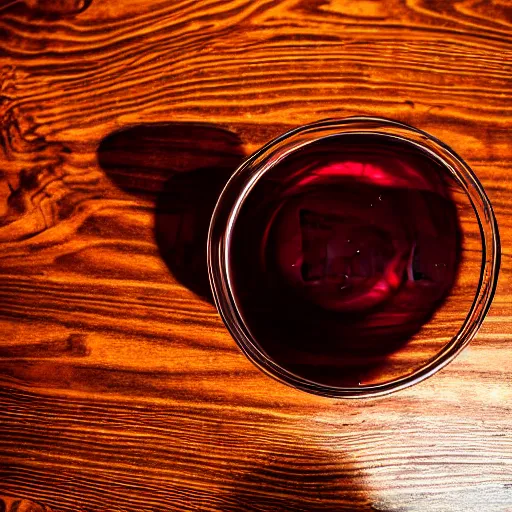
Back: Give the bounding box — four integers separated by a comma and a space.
97, 122, 246, 301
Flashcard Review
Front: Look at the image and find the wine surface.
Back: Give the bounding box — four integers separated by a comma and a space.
229, 135, 461, 387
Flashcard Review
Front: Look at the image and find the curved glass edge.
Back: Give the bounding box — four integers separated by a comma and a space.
207, 117, 501, 399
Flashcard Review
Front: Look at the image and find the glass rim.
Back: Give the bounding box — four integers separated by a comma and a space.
207, 116, 501, 399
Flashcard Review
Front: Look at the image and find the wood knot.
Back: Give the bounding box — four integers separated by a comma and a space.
0, 496, 54, 512
66, 333, 89, 356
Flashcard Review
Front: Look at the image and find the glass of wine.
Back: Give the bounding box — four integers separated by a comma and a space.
207, 117, 500, 398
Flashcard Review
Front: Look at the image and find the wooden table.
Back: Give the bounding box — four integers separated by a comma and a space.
0, 1, 511, 511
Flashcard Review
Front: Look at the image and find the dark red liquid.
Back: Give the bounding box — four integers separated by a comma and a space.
229, 135, 461, 387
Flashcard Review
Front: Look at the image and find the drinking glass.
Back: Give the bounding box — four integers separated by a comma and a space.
207, 117, 500, 398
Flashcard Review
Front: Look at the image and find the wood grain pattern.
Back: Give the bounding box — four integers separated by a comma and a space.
0, 0, 511, 510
